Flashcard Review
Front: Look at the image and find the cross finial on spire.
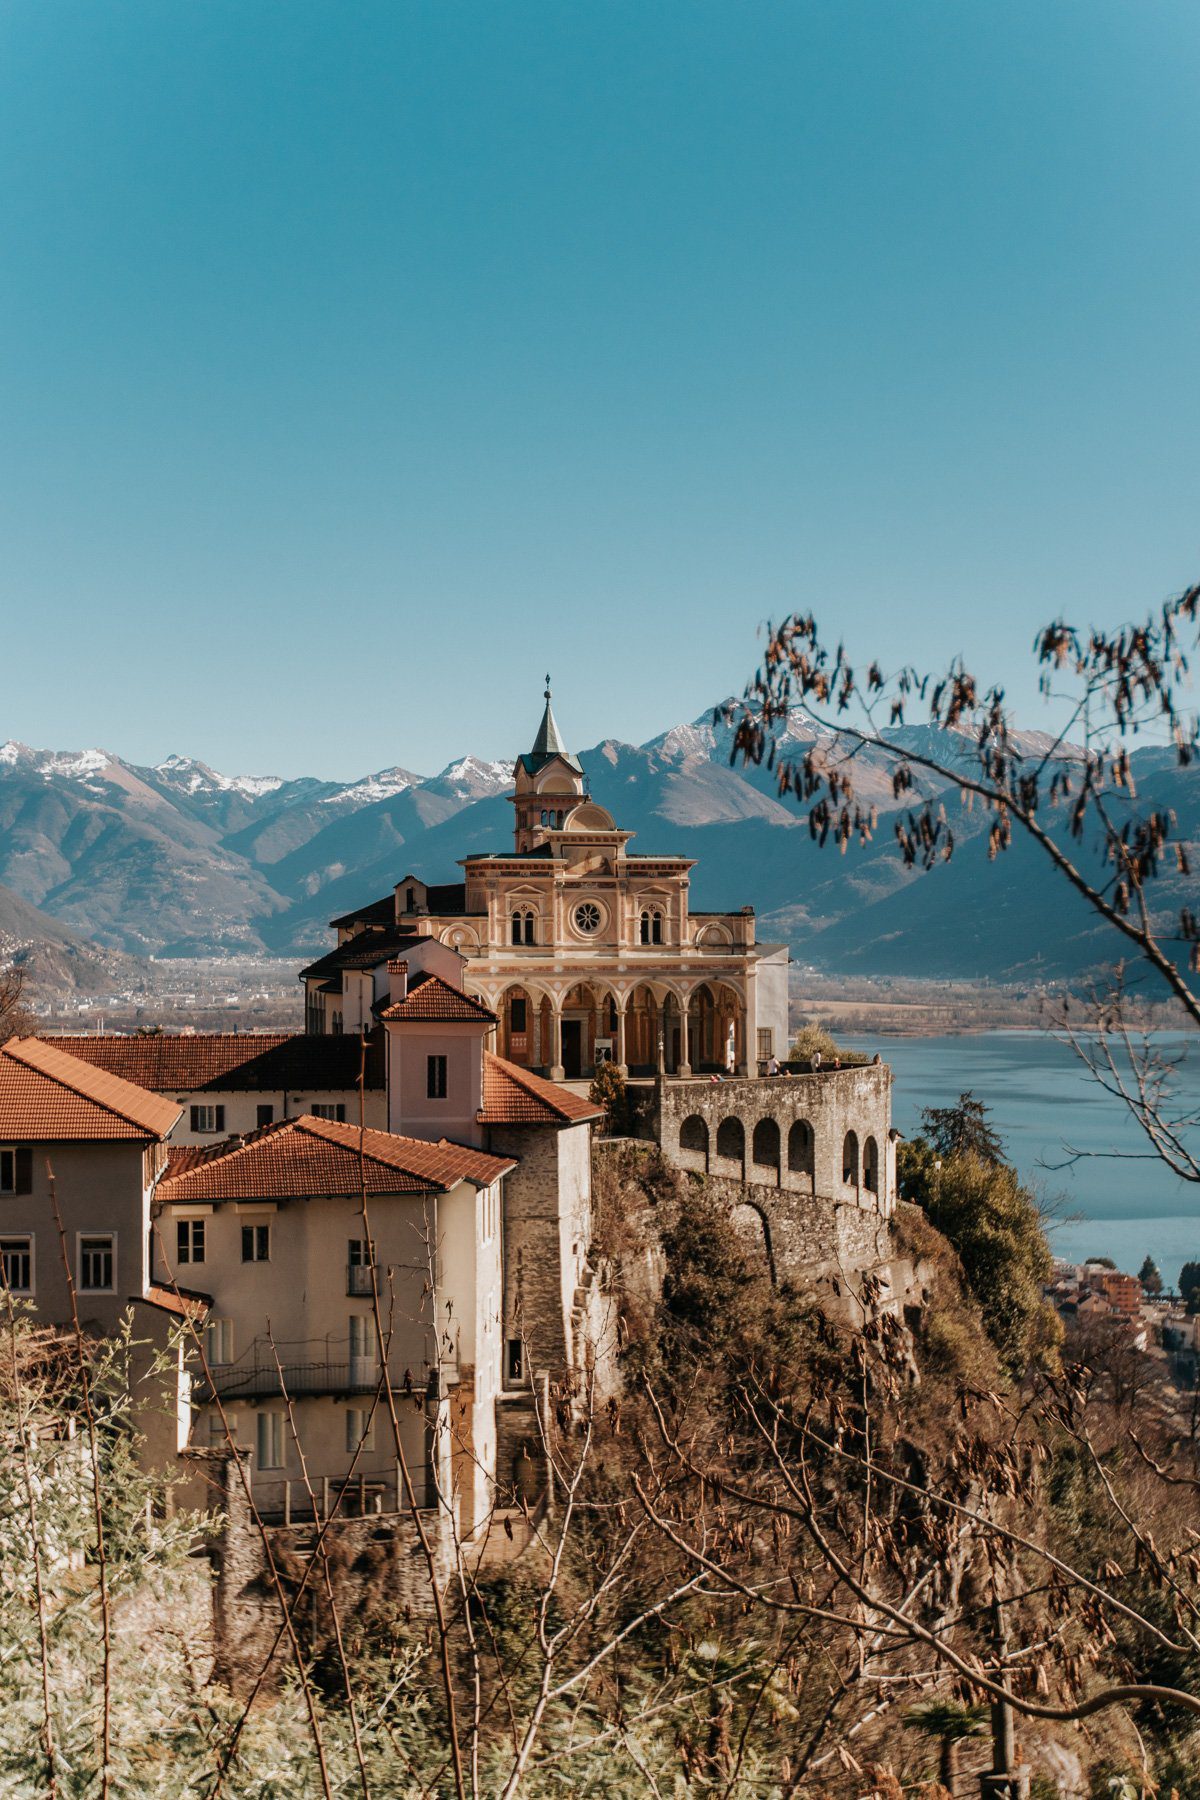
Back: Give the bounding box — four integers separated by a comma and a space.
544, 672, 552, 700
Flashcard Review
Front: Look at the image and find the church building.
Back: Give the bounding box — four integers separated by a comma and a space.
302, 687, 790, 1081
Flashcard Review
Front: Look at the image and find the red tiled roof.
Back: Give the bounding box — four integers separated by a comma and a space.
379, 973, 497, 1024
137, 1283, 212, 1321
157, 1114, 514, 1203
47, 1031, 382, 1094
0, 1038, 181, 1141
165, 1146, 210, 1178
479, 1052, 604, 1128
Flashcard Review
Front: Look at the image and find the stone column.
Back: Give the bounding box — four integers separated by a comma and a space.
532, 1001, 543, 1069
735, 1004, 749, 1078
678, 991, 692, 1078
550, 1004, 565, 1082
615, 1000, 628, 1075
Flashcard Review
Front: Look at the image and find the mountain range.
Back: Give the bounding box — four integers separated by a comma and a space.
0, 712, 1194, 987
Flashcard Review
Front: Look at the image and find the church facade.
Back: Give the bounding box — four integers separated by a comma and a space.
302, 689, 790, 1081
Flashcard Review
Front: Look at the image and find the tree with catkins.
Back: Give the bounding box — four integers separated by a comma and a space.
726, 583, 1200, 1187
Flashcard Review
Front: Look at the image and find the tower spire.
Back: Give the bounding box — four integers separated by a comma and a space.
531, 674, 571, 762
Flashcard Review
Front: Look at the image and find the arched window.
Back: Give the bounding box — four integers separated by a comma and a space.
716, 1117, 745, 1163
842, 1131, 860, 1187
787, 1120, 814, 1179
540, 809, 548, 826
640, 908, 664, 945
679, 1115, 708, 1155
752, 1118, 780, 1170
511, 908, 536, 946
863, 1136, 879, 1193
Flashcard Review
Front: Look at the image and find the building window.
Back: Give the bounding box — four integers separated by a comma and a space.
0, 1237, 32, 1294
209, 1410, 237, 1443
0, 1146, 31, 1194
347, 1237, 374, 1294
311, 1103, 346, 1122
79, 1234, 115, 1293
511, 996, 527, 1031
346, 1406, 375, 1453
256, 1411, 285, 1471
640, 909, 663, 945
757, 1029, 774, 1062
256, 1104, 274, 1128
511, 908, 536, 945
427, 1055, 447, 1100
506, 1339, 524, 1385
349, 1315, 374, 1375
573, 901, 601, 935
331, 1012, 343, 1035
241, 1224, 270, 1263
206, 1318, 234, 1365
176, 1219, 205, 1264
405, 886, 416, 912
190, 1105, 225, 1135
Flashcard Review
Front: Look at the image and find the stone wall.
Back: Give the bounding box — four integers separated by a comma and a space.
193, 1447, 452, 1696
487, 1121, 591, 1377
652, 1066, 895, 1288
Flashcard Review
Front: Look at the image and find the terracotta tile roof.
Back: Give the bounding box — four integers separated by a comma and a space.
379, 973, 497, 1024
165, 1146, 210, 1178
46, 1031, 382, 1094
479, 1052, 604, 1128
0, 1038, 181, 1141
157, 1114, 514, 1203
137, 1283, 212, 1321
299, 930, 424, 982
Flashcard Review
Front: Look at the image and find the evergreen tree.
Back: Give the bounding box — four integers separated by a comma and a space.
898, 1138, 1057, 1376
1139, 1256, 1163, 1296
919, 1091, 1007, 1165
1180, 1263, 1200, 1313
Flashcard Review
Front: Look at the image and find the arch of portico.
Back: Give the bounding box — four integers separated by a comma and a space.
475, 972, 747, 1083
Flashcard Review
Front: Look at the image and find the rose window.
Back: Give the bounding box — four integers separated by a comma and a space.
573, 901, 602, 934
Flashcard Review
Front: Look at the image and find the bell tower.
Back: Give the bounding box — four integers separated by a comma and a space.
511, 677, 586, 852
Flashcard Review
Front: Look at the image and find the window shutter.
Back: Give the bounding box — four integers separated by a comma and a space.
190, 1106, 200, 1132
214, 1106, 225, 1131
15, 1148, 32, 1195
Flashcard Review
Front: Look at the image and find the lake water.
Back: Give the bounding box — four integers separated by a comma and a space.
842, 1032, 1200, 1289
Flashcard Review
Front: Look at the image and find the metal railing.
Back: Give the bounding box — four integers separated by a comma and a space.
200, 1357, 382, 1401
252, 1464, 438, 1522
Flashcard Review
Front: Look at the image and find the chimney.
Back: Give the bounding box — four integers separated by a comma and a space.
387, 959, 409, 1006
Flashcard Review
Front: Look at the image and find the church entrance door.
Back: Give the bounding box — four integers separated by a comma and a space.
561, 1019, 584, 1079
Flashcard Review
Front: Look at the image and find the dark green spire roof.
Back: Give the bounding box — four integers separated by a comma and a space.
519, 677, 582, 775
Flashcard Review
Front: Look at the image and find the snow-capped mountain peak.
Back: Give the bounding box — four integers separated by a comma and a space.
0, 742, 115, 781
154, 755, 285, 798
432, 755, 516, 799
320, 766, 425, 807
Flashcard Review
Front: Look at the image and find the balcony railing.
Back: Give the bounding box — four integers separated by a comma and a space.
199, 1358, 382, 1402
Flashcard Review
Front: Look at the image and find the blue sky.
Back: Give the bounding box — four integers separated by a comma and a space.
2, 1, 1198, 779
